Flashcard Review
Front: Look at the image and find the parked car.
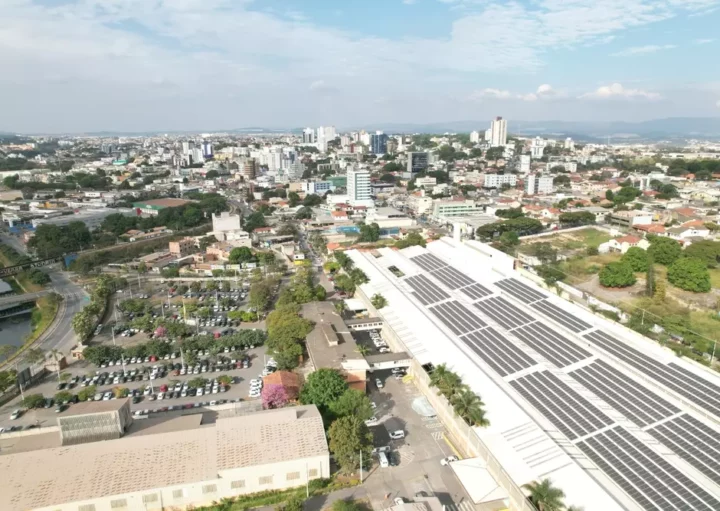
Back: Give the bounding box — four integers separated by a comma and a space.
9, 409, 21, 420
389, 430, 405, 440
440, 456, 459, 466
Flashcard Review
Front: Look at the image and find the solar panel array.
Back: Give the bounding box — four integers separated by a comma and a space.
474, 296, 535, 330
410, 253, 447, 272
463, 328, 537, 376
460, 282, 493, 300
577, 426, 720, 511
530, 299, 593, 333
512, 322, 592, 367
584, 330, 720, 418
569, 360, 679, 427
431, 265, 475, 289
510, 371, 614, 440
428, 300, 486, 336
405, 275, 450, 305
647, 414, 720, 487
495, 278, 546, 303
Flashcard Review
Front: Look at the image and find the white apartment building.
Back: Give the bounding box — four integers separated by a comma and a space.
431, 200, 485, 221
212, 212, 241, 233
519, 155, 531, 175
490, 117, 507, 147
484, 128, 492, 142
564, 137, 575, 151
470, 130, 481, 144
483, 173, 517, 189
524, 174, 554, 195
0, 405, 330, 511
530, 137, 547, 159
414, 176, 437, 188
346, 166, 373, 206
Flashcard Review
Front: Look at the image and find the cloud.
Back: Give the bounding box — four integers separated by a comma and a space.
470, 84, 565, 102
402, 0, 418, 4
716, 99, 720, 108
611, 44, 676, 56
309, 80, 339, 94
468, 88, 513, 100
581, 83, 661, 100
694, 38, 715, 44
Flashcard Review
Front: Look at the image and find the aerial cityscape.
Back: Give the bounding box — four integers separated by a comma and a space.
2, 1, 720, 511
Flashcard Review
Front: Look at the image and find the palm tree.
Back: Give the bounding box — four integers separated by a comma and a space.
334, 301, 347, 316
355, 345, 370, 356
523, 479, 565, 511
450, 388, 490, 427
429, 363, 452, 389
371, 293, 388, 309
437, 371, 464, 399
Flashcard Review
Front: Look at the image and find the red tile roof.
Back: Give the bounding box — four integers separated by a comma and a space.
615, 235, 642, 244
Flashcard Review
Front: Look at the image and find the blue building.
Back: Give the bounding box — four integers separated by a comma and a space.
370, 133, 388, 155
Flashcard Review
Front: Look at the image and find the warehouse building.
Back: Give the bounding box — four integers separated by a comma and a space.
0, 405, 329, 511
132, 198, 192, 216
346, 238, 720, 511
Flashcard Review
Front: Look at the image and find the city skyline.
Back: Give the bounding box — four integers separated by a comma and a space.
2, 0, 720, 132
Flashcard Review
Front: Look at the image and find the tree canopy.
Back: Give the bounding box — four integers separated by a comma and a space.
599, 261, 637, 288
328, 416, 373, 473
622, 247, 650, 272
648, 236, 682, 266
558, 211, 595, 227
300, 368, 348, 415
476, 217, 543, 240
683, 240, 720, 268
667, 257, 711, 292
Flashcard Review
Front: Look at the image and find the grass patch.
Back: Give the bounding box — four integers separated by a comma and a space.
559, 253, 622, 283
709, 269, 720, 289
24, 295, 60, 345
575, 228, 613, 249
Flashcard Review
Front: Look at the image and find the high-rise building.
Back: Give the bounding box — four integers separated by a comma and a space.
202, 141, 213, 158
267, 150, 282, 172
181, 141, 191, 155
483, 173, 517, 189
303, 128, 315, 143
530, 137, 547, 159
564, 137, 575, 151
519, 155, 531, 175
242, 158, 258, 180
346, 166, 372, 205
484, 128, 492, 141
470, 131, 480, 144
490, 117, 507, 147
386, 138, 398, 155
405, 152, 429, 178
370, 132, 388, 155
524, 174, 554, 195
191, 147, 204, 165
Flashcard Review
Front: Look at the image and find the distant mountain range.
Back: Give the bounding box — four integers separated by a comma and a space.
3, 117, 720, 141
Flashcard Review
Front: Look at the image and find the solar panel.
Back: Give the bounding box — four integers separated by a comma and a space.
668, 363, 720, 403
577, 426, 720, 511
405, 275, 450, 305
431, 265, 475, 289
584, 331, 720, 418
429, 300, 486, 336
647, 414, 720, 487
530, 300, 593, 333
512, 322, 592, 367
569, 360, 679, 427
473, 296, 535, 330
461, 283, 493, 301
463, 328, 537, 377
410, 253, 447, 272
495, 278, 546, 303
510, 371, 613, 440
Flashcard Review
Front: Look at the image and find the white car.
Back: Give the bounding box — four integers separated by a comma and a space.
389, 430, 405, 440
440, 456, 459, 466
9, 409, 21, 420
196, 388, 204, 396
364, 417, 378, 426
248, 389, 261, 398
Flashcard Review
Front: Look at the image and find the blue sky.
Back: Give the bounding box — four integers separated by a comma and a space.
1, 0, 720, 132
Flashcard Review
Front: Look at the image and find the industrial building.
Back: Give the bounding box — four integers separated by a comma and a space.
132, 198, 191, 216
346, 238, 720, 511
0, 404, 329, 511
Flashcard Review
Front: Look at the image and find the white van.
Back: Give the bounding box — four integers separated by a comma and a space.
378, 451, 389, 468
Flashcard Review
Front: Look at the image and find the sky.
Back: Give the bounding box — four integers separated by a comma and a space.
2, 0, 720, 133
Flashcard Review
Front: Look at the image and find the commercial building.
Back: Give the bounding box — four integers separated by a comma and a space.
524, 174, 554, 195
431, 200, 484, 221
212, 212, 242, 233
483, 173, 517, 189
346, 239, 720, 511
346, 166, 373, 206
370, 132, 388, 155
490, 117, 507, 147
31, 208, 135, 229
302, 127, 315, 143
242, 158, 258, 180
518, 155, 531, 175
608, 210, 653, 227
365, 207, 415, 229
302, 181, 332, 195
0, 405, 330, 511
132, 198, 191, 217
405, 152, 429, 178
169, 237, 196, 257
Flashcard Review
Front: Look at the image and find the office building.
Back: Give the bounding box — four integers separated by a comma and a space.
483, 173, 517, 189
530, 137, 547, 159
386, 138, 398, 155
212, 212, 242, 233
302, 128, 315, 144
302, 181, 332, 195
524, 174, 554, 195
242, 158, 258, 180
470, 131, 481, 144
431, 200, 484, 221
519, 155, 531, 175
181, 141, 191, 155
0, 405, 329, 511
405, 152, 429, 178
370, 132, 388, 155
202, 141, 213, 158
490, 117, 507, 147
267, 150, 282, 172
346, 166, 372, 206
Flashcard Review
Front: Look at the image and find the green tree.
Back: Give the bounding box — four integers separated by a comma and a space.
0, 370, 17, 393
523, 479, 566, 511
229, 247, 254, 264
333, 274, 356, 295
429, 364, 464, 399
23, 348, 45, 367
71, 311, 94, 342
537, 265, 565, 286
370, 294, 388, 309
496, 207, 524, 219
295, 206, 313, 220
622, 247, 650, 272
332, 500, 364, 511
23, 393, 46, 409
450, 387, 489, 426
330, 388, 374, 421
394, 232, 426, 249
558, 211, 596, 227
248, 282, 272, 312
653, 278, 667, 303
648, 236, 682, 266
54, 390, 74, 403
683, 240, 720, 268
300, 368, 348, 414
281, 495, 305, 511
328, 416, 373, 474
645, 255, 656, 297
667, 257, 711, 292
77, 385, 97, 401
599, 262, 637, 288
358, 222, 380, 243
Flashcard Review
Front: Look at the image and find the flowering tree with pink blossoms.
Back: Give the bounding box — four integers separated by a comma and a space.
262, 384, 289, 409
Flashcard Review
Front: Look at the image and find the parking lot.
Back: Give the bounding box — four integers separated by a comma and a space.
0, 345, 271, 431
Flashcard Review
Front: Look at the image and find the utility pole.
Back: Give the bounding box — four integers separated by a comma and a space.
359, 450, 363, 483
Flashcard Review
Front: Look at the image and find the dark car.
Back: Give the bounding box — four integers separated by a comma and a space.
56, 382, 67, 391
389, 452, 399, 467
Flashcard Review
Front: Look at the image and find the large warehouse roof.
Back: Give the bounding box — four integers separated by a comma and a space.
348, 237, 720, 511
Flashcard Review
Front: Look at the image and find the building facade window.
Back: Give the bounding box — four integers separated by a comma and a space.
287, 472, 301, 481
78, 505, 96, 511
110, 499, 127, 509
259, 475, 273, 485
172, 490, 184, 500
308, 469, 319, 478
231, 480, 246, 489
142, 494, 159, 504
202, 484, 217, 494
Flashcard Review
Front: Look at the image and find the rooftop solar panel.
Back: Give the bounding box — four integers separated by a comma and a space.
463, 328, 537, 377
405, 275, 450, 305
460, 283, 493, 301
495, 278, 546, 303
569, 360, 679, 427
429, 300, 486, 336
530, 300, 593, 333
431, 265, 476, 289
577, 426, 720, 511
410, 253, 447, 272
647, 414, 720, 487
510, 371, 613, 440
512, 322, 592, 367
584, 331, 720, 418
473, 296, 535, 330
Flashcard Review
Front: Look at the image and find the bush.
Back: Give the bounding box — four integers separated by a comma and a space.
622, 247, 650, 272
22, 393, 46, 409
599, 262, 636, 288
667, 257, 711, 292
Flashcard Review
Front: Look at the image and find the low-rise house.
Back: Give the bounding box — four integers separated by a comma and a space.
599, 235, 650, 254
